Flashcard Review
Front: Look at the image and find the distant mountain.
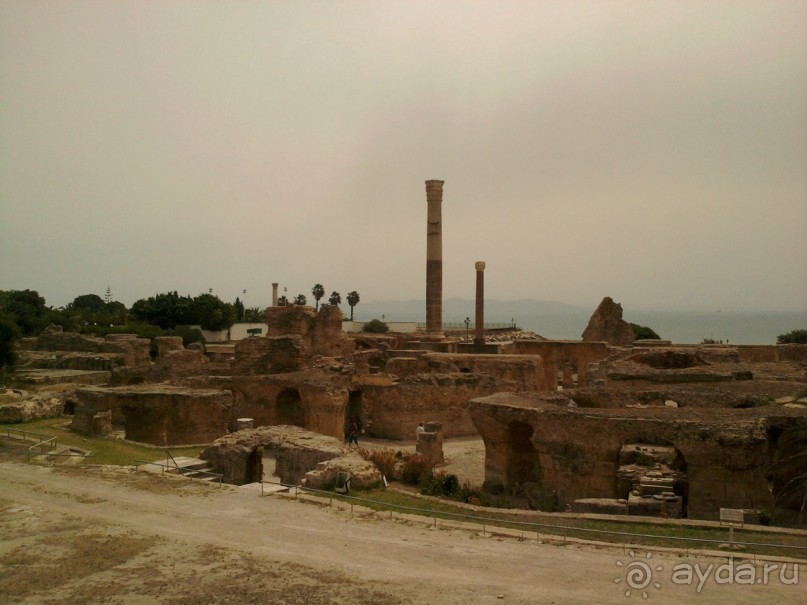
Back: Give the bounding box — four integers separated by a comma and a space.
353, 298, 588, 323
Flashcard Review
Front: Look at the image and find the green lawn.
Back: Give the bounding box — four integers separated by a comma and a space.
326, 487, 807, 559
0, 417, 204, 466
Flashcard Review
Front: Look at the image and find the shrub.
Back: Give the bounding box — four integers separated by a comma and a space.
777, 329, 807, 344
630, 323, 660, 340
362, 319, 389, 334
401, 453, 431, 485
359, 447, 398, 479
420, 474, 443, 496
419, 472, 461, 497
441, 473, 460, 496
0, 315, 21, 373
170, 325, 205, 347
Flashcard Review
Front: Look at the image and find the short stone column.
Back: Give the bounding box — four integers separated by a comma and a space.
236, 418, 254, 431
416, 421, 444, 466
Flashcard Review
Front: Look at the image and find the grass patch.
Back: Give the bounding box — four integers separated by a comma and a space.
329, 487, 807, 559
0, 417, 204, 466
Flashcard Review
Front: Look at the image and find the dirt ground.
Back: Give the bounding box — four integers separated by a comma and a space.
359, 436, 487, 487
1, 456, 804, 605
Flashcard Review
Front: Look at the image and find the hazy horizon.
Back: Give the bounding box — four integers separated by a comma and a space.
2, 1, 805, 313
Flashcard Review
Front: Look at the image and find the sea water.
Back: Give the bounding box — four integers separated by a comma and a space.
505, 311, 807, 345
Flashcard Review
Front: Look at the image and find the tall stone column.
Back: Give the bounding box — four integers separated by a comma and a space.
271, 283, 278, 307
474, 261, 485, 345
425, 180, 445, 337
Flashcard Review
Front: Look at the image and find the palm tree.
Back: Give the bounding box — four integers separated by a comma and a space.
293, 294, 307, 306
769, 425, 807, 525
328, 291, 341, 306
346, 291, 360, 321
311, 284, 325, 311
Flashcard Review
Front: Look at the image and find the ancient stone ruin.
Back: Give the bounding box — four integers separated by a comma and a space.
3, 180, 805, 527
582, 296, 635, 346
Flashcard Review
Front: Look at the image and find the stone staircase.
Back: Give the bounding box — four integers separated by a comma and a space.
145, 456, 221, 482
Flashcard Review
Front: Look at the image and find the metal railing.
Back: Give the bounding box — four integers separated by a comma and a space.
2, 426, 92, 463
258, 479, 807, 561
133, 459, 223, 486
418, 322, 518, 331
28, 436, 57, 461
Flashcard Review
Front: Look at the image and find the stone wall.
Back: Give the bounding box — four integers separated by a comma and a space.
200, 425, 349, 485
233, 336, 306, 374
385, 353, 546, 390
264, 305, 353, 358
226, 373, 350, 439
469, 392, 806, 520
359, 373, 505, 440
72, 385, 232, 446
509, 341, 610, 388
24, 330, 151, 368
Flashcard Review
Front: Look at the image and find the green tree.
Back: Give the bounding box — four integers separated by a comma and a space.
278, 295, 289, 307
190, 293, 236, 331
777, 329, 807, 344
311, 284, 325, 311
171, 325, 205, 347
131, 291, 195, 329
0, 314, 21, 375
293, 294, 307, 306
363, 318, 389, 333
66, 294, 106, 326
105, 301, 128, 325
328, 291, 341, 306
630, 323, 660, 340
69, 293, 106, 314
0, 289, 47, 335
234, 297, 245, 321
769, 425, 807, 525
243, 307, 263, 322
346, 291, 360, 321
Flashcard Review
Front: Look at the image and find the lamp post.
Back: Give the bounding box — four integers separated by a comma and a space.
283, 287, 287, 306
464, 317, 470, 340
243, 289, 247, 321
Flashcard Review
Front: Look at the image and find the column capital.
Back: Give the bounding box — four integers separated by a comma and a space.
475, 261, 486, 272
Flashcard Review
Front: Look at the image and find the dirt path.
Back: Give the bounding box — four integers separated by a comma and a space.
0, 461, 803, 605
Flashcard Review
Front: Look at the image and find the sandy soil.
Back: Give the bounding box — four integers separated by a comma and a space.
358, 436, 486, 487
0, 458, 803, 605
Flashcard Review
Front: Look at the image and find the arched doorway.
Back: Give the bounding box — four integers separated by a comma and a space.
617, 440, 689, 517
506, 421, 541, 485
344, 391, 364, 441
276, 388, 305, 428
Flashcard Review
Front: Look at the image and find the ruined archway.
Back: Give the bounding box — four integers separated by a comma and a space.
344, 390, 364, 441
276, 388, 305, 428
616, 439, 688, 517
505, 421, 541, 486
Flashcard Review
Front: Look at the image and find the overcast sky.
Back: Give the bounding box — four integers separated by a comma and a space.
1, 0, 805, 313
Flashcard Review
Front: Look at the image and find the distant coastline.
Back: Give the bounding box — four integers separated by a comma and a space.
357, 299, 806, 345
